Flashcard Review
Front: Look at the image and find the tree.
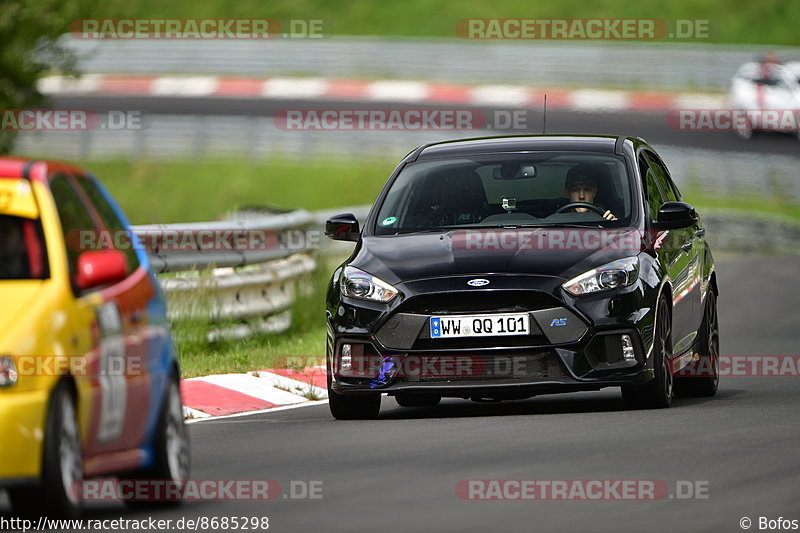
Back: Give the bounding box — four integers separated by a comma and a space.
0, 0, 95, 153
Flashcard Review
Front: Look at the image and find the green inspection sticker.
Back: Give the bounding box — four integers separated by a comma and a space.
381, 216, 397, 226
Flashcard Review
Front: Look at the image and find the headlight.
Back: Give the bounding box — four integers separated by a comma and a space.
340, 266, 399, 303
0, 356, 18, 387
562, 257, 639, 296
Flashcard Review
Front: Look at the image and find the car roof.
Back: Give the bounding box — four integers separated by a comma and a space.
0, 156, 87, 183
414, 135, 626, 160
0, 157, 32, 178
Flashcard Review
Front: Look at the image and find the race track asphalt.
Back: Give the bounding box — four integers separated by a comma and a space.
3, 253, 793, 532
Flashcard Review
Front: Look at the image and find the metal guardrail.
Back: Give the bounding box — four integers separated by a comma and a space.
135, 208, 314, 273
133, 209, 318, 338
61, 37, 800, 92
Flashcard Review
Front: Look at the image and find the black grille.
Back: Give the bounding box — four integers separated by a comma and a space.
412, 335, 550, 350
396, 290, 563, 315
408, 350, 566, 382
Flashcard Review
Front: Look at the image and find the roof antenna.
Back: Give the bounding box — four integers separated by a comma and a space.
542, 94, 547, 134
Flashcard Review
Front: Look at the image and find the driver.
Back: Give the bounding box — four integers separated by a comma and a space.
563, 164, 618, 221
759, 51, 781, 80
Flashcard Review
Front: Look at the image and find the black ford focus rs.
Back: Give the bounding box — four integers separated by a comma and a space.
324, 135, 719, 419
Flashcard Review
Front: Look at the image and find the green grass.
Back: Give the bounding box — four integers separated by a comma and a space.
77, 155, 799, 377
92, 0, 800, 46
682, 188, 800, 221
83, 157, 393, 224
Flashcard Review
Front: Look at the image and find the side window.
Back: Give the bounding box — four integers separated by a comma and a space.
639, 154, 664, 221
73, 175, 140, 272
646, 153, 678, 203
49, 173, 101, 290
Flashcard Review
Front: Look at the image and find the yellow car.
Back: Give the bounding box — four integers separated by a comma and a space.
0, 157, 188, 517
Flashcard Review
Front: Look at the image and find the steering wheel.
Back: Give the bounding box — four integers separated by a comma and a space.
554, 202, 606, 216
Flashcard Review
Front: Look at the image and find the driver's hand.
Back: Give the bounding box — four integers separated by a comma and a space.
603, 210, 618, 221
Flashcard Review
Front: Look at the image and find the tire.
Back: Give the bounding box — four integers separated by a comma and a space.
328, 390, 381, 420
622, 298, 674, 409
395, 394, 441, 408
123, 376, 190, 508
10, 381, 83, 518
675, 291, 719, 397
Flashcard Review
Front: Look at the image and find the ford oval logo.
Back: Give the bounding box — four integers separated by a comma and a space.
467, 278, 490, 287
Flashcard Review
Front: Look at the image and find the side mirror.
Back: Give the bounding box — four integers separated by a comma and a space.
325, 213, 360, 242
76, 250, 128, 291
653, 201, 697, 230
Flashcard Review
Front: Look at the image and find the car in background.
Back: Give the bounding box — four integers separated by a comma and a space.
0, 157, 189, 517
324, 135, 719, 419
729, 59, 800, 139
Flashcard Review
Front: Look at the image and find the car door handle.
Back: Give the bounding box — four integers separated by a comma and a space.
695, 227, 705, 237
681, 241, 693, 253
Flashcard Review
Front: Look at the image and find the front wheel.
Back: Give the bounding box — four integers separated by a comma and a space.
10, 381, 83, 518
328, 390, 380, 420
622, 298, 674, 409
675, 291, 719, 397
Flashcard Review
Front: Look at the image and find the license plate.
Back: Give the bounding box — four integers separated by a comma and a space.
430, 313, 530, 338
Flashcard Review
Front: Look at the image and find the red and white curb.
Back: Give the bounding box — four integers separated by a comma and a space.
181, 367, 328, 421
38, 74, 727, 112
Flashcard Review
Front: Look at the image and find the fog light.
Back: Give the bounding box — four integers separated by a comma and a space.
621, 335, 635, 361
340, 344, 352, 371
0, 357, 18, 387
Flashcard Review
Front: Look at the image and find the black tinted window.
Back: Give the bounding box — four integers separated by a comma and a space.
49, 174, 101, 288
74, 175, 140, 271
646, 153, 679, 203
640, 156, 664, 221
0, 215, 49, 279
375, 153, 631, 234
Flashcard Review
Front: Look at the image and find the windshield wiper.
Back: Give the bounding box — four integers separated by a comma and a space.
387, 225, 505, 235
514, 222, 606, 228
385, 222, 610, 235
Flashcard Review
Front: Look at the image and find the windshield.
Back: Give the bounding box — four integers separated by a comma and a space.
375, 153, 632, 235
0, 214, 49, 280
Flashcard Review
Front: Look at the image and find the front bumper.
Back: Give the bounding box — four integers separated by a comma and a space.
0, 388, 48, 483
328, 339, 653, 398
327, 285, 657, 398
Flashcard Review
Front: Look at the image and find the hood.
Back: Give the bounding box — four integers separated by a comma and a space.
352, 228, 644, 285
